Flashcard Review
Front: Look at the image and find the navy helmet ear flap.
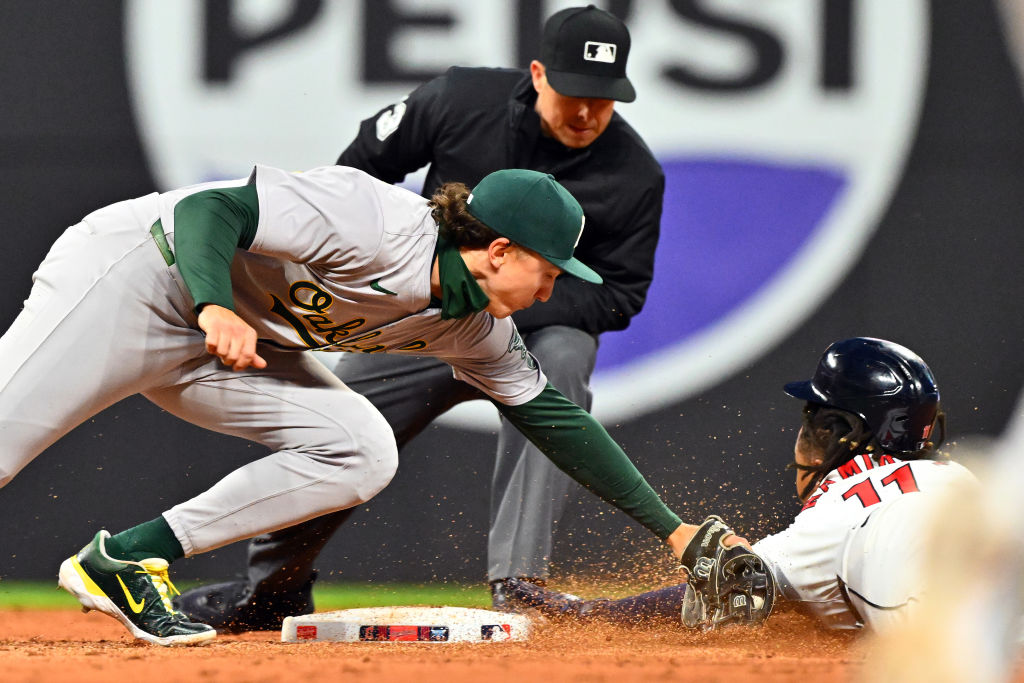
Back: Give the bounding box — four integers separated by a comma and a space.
784, 338, 939, 453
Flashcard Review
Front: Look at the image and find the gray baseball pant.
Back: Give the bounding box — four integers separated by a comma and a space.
241, 325, 598, 592
0, 196, 399, 556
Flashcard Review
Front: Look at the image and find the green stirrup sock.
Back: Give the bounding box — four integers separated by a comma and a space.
105, 516, 185, 563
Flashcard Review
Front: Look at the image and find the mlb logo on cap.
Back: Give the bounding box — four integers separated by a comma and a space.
539, 5, 635, 102
584, 41, 616, 63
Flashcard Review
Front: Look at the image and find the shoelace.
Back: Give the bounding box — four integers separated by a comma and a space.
95, 534, 187, 618
137, 560, 182, 615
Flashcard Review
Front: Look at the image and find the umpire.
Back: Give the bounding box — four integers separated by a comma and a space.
177, 5, 665, 630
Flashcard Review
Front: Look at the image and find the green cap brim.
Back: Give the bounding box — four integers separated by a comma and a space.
549, 256, 603, 284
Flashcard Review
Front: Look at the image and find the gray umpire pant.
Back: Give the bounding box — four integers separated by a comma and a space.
242, 325, 598, 592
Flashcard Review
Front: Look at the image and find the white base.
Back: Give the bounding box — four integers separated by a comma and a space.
281, 606, 532, 643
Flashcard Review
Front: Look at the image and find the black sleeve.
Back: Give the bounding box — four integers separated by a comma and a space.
512, 173, 664, 334
506, 581, 687, 623
172, 184, 259, 312
335, 71, 451, 182
581, 584, 689, 623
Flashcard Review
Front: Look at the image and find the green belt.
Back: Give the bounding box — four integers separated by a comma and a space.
150, 219, 175, 266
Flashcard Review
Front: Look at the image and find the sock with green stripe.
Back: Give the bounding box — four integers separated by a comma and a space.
104, 515, 185, 563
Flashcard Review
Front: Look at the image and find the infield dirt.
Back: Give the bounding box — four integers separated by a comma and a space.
1, 606, 863, 682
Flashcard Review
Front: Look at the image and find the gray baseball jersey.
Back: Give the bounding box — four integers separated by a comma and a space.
158, 164, 547, 406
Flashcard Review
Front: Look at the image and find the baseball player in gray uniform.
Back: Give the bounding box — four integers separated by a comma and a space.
0, 165, 716, 646
176, 4, 663, 630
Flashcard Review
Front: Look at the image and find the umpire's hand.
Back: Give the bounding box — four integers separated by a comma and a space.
198, 304, 268, 371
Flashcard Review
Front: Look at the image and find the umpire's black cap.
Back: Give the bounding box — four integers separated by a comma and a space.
540, 5, 636, 102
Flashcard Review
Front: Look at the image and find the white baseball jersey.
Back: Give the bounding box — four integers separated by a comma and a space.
157, 164, 546, 406
753, 453, 977, 630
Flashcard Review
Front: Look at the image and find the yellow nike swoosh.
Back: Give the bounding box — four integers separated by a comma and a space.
116, 574, 146, 613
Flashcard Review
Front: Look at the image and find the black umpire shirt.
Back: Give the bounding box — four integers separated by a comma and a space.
337, 67, 665, 336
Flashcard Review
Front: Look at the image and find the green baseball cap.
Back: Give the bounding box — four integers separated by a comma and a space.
466, 169, 602, 284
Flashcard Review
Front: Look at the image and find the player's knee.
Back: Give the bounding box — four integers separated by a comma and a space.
0, 454, 29, 489
299, 395, 397, 498
362, 420, 399, 497
341, 399, 398, 500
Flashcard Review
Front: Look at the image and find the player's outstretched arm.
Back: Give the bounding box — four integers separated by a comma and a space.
497, 382, 705, 556
503, 577, 691, 624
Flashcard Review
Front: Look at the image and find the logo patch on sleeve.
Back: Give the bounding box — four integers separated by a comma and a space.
375, 100, 407, 141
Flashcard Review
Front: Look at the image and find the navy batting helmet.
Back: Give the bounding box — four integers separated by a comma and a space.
784, 337, 940, 453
